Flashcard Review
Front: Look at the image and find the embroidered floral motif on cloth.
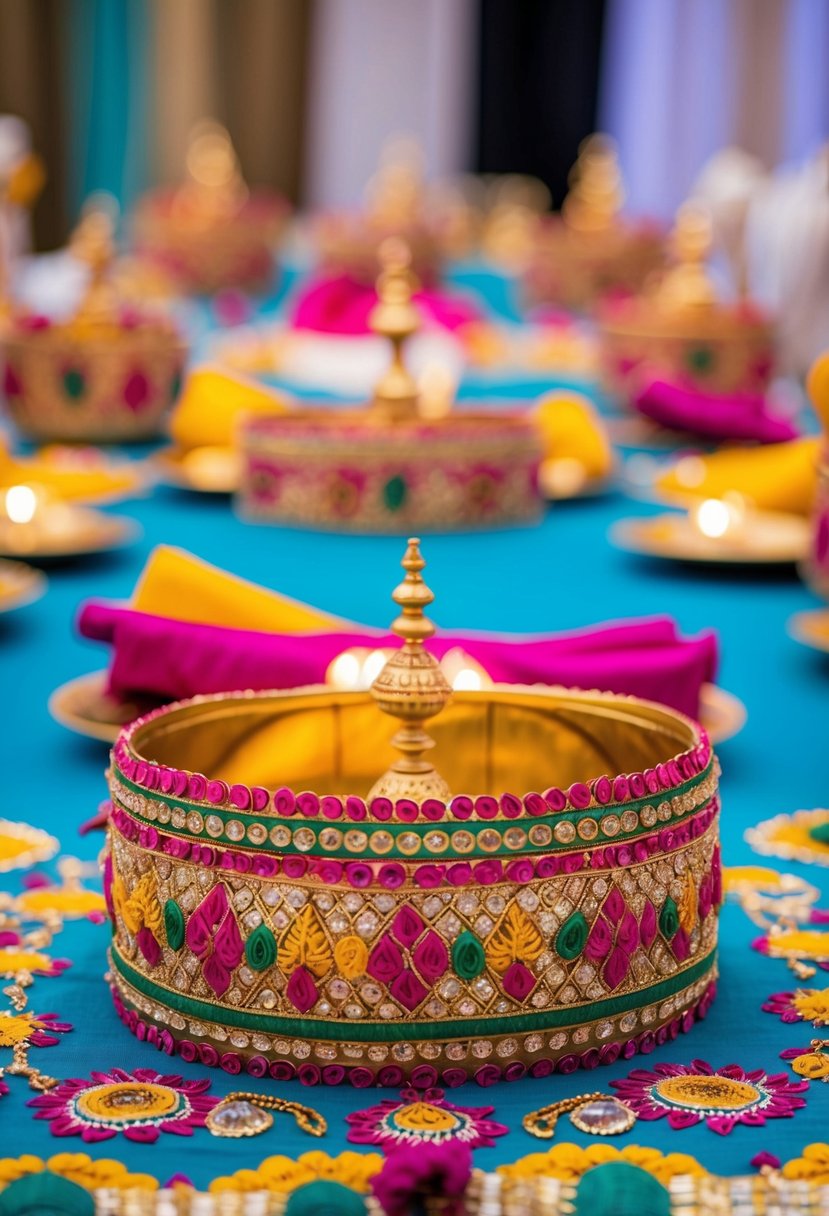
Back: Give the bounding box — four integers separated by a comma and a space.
346, 1087, 508, 1149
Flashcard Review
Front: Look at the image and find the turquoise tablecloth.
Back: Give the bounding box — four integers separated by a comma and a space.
0, 266, 826, 1187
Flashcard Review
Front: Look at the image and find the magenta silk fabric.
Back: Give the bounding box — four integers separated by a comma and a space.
290, 273, 480, 334
78, 604, 717, 720
634, 378, 798, 443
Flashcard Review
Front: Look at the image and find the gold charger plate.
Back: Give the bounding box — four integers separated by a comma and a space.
788, 608, 829, 654
0, 505, 140, 560
0, 559, 47, 614
49, 670, 745, 747
48, 671, 145, 743
154, 446, 241, 494
609, 510, 809, 565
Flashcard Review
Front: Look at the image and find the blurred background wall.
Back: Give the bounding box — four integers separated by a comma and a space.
0, 0, 827, 249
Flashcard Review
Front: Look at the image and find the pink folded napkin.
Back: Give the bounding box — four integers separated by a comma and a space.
634, 378, 798, 444
78, 604, 717, 722
290, 273, 480, 335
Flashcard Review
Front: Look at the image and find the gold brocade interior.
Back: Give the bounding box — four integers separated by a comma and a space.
129, 687, 696, 798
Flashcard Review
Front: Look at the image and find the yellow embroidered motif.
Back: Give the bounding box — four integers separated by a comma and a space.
0, 1153, 156, 1192
333, 935, 368, 980
16, 887, 107, 920
122, 871, 163, 941
74, 1083, 180, 1123
391, 1103, 461, 1134
209, 1150, 383, 1195
654, 1075, 760, 1110
792, 989, 829, 1025
790, 1052, 829, 1080
0, 1011, 47, 1047
0, 948, 52, 976
485, 902, 544, 974
280, 905, 333, 978
498, 1143, 707, 1185
782, 1143, 829, 1183
767, 929, 829, 961
679, 871, 697, 933
0, 820, 57, 873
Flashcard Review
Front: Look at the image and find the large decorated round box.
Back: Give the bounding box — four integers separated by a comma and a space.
103, 543, 721, 1087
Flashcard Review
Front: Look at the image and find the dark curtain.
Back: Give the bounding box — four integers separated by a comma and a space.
475, 0, 608, 208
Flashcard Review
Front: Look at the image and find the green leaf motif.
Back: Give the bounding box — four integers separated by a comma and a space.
246, 922, 278, 971
163, 899, 185, 951
62, 368, 86, 401
659, 896, 679, 940
556, 910, 588, 960
382, 474, 407, 511
452, 930, 486, 980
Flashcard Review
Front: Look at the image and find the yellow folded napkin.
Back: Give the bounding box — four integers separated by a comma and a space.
168, 366, 291, 452
655, 437, 820, 516
0, 440, 142, 503
533, 391, 614, 478
132, 545, 345, 633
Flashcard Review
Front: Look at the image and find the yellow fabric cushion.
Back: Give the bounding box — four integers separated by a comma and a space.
533, 391, 614, 479
132, 546, 346, 633
655, 437, 820, 517
168, 366, 290, 452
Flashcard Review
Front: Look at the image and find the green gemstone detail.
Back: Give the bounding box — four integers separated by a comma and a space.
556, 910, 588, 960
169, 370, 183, 403
809, 821, 829, 846
163, 899, 185, 951
62, 368, 86, 400
245, 922, 277, 971
575, 1163, 669, 1216
659, 896, 679, 940
687, 346, 714, 373
452, 930, 486, 980
383, 475, 407, 511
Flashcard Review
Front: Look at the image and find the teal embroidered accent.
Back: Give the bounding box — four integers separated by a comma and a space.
575, 1163, 669, 1216
557, 911, 588, 959
687, 346, 714, 374
452, 930, 486, 980
382, 475, 407, 511
62, 368, 86, 400
111, 945, 718, 1044
660, 896, 679, 940
0, 1172, 94, 1216
245, 922, 277, 971
163, 899, 185, 951
808, 821, 829, 846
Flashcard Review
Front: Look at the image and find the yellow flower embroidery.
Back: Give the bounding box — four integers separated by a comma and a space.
210, 1150, 382, 1195
485, 902, 544, 974
333, 935, 368, 980
0, 1154, 156, 1193
0, 1012, 46, 1047
782, 1143, 829, 1183
498, 1143, 707, 1185
792, 989, 829, 1024
17, 887, 106, 920
678, 871, 697, 933
280, 905, 333, 978
767, 929, 829, 961
0, 949, 52, 976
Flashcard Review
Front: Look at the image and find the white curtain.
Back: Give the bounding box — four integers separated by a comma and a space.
304, 0, 477, 209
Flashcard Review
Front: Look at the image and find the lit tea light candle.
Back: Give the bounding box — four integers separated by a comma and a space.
4, 483, 38, 525
691, 497, 745, 542
439, 647, 492, 692
326, 647, 395, 691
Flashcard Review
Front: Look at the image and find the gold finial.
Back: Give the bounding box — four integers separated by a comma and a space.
562, 134, 624, 232
656, 202, 717, 311
369, 238, 421, 420
367, 538, 452, 804
176, 121, 247, 223
70, 207, 119, 325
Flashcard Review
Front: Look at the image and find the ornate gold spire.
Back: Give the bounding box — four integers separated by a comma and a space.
369, 238, 421, 421
656, 202, 717, 311
367, 538, 452, 804
562, 134, 624, 232
70, 208, 119, 326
